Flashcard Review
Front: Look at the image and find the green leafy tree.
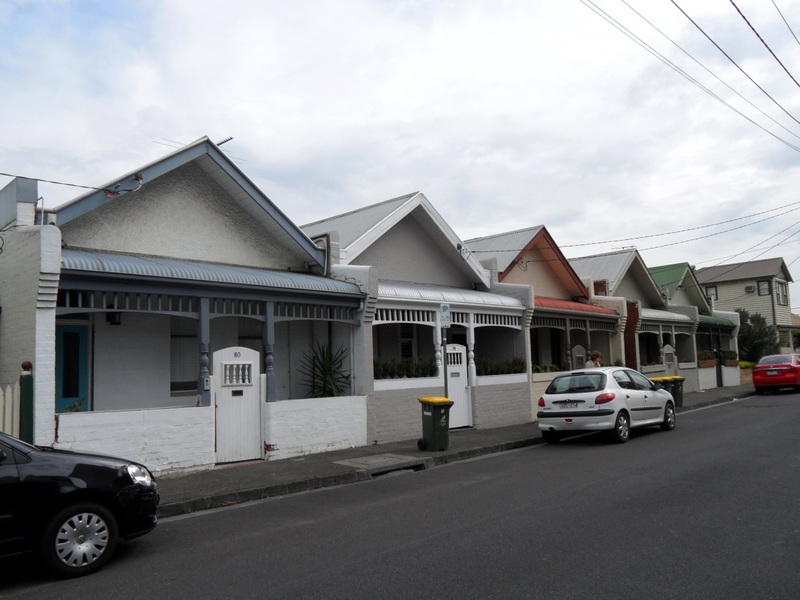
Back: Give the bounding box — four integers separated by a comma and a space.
736, 308, 779, 362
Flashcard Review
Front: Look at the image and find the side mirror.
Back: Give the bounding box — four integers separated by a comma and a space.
653, 382, 663, 391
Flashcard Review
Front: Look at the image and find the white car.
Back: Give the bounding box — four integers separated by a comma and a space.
537, 367, 676, 443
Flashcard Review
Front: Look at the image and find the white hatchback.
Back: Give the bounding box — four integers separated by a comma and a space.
537, 367, 676, 443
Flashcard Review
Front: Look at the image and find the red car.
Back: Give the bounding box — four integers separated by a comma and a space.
752, 354, 800, 393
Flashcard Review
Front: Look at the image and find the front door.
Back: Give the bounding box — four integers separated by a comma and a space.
213, 347, 262, 463
55, 324, 90, 412
446, 344, 472, 428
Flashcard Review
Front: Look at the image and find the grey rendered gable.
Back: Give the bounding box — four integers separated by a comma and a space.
55, 137, 325, 271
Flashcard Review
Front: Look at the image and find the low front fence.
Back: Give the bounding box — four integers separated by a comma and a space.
0, 381, 21, 437
54, 406, 215, 476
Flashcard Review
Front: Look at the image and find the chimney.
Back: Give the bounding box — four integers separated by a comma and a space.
0, 177, 38, 227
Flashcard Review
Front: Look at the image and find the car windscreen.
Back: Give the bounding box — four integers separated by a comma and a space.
757, 355, 793, 365
545, 373, 606, 394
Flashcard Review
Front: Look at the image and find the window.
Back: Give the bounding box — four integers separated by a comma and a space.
400, 323, 415, 358
758, 280, 770, 296
776, 281, 788, 306
628, 370, 654, 391
706, 285, 717, 301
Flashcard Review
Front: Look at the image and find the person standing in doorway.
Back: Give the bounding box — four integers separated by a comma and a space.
585, 351, 602, 368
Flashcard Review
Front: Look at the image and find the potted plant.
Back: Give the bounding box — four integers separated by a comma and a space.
697, 350, 716, 368
722, 350, 739, 367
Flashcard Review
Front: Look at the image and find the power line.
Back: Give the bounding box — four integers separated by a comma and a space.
729, 0, 800, 91
618, 0, 800, 143
670, 0, 800, 130
771, 0, 800, 49
580, 0, 800, 152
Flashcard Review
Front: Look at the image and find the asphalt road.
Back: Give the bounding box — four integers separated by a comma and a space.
3, 393, 799, 599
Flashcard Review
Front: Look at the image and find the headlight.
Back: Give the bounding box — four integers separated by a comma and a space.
127, 463, 154, 486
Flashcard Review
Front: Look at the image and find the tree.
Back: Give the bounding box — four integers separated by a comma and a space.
736, 308, 779, 362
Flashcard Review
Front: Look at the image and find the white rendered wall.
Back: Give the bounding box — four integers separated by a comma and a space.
698, 366, 717, 391
53, 406, 215, 475
263, 395, 367, 460
0, 225, 61, 444
94, 313, 175, 410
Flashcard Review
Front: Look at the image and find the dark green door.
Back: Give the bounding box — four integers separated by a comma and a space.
56, 324, 89, 412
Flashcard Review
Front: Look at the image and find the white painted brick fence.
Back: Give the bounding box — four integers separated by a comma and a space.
0, 381, 20, 437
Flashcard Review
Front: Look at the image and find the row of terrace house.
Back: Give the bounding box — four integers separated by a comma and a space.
0, 136, 771, 476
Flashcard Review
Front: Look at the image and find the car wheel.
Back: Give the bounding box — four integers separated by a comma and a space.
660, 402, 676, 431
541, 430, 561, 444
40, 503, 119, 578
610, 411, 630, 443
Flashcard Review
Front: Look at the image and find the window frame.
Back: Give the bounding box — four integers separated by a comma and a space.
758, 280, 770, 296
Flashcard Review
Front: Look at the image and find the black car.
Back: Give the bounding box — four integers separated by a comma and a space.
0, 431, 158, 577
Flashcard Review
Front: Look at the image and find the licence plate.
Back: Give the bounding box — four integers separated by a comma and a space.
559, 402, 578, 409
767, 370, 778, 376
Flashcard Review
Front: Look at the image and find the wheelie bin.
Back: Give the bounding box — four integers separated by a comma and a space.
417, 396, 454, 451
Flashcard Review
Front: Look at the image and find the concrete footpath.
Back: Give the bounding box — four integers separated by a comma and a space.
156, 383, 756, 518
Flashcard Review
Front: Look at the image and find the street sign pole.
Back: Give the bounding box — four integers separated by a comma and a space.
440, 304, 451, 399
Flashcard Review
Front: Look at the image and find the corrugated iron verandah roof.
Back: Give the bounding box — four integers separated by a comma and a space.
61, 249, 362, 296
58, 249, 364, 324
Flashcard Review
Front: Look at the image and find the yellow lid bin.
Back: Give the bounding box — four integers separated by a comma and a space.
418, 396, 453, 404
417, 396, 454, 451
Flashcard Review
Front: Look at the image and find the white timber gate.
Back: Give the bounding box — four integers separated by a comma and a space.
446, 344, 472, 428
213, 346, 262, 463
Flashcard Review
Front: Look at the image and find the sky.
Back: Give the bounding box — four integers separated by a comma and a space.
2, 0, 800, 308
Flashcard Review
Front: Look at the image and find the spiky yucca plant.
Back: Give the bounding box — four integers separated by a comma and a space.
299, 342, 351, 398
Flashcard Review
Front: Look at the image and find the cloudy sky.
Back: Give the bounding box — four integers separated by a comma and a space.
3, 0, 800, 306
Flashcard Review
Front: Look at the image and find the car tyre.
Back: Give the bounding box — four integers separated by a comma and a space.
541, 430, 561, 444
610, 411, 630, 443
39, 502, 119, 578
660, 402, 676, 431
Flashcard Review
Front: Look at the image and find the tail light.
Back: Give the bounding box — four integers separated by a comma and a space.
538, 397, 545, 407
595, 392, 615, 404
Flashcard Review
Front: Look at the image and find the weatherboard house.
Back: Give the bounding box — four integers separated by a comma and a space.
0, 138, 375, 474
695, 257, 798, 353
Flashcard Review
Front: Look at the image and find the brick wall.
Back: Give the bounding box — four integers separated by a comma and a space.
371, 386, 441, 443
53, 406, 215, 475
0, 225, 60, 444
472, 379, 533, 428
263, 395, 367, 460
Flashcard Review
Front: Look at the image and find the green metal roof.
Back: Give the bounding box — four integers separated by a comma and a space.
698, 314, 735, 327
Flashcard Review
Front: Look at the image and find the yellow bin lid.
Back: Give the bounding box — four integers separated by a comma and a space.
418, 396, 452, 404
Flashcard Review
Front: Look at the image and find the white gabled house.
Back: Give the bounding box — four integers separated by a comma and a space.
303, 193, 536, 440
569, 249, 705, 392
0, 137, 371, 474
465, 226, 620, 399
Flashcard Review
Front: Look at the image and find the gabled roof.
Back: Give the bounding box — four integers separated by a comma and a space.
695, 257, 793, 284
465, 225, 588, 298
302, 192, 491, 288
569, 249, 665, 307
55, 137, 326, 269
650, 262, 711, 313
